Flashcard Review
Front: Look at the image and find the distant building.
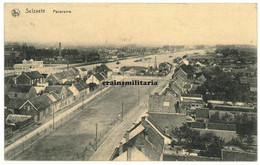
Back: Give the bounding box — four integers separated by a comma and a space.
180, 94, 205, 111
46, 69, 79, 85
14, 59, 43, 71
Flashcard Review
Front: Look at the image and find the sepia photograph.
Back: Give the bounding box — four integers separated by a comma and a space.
3, 2, 258, 161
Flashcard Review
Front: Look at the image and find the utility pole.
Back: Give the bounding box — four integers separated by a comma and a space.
122, 102, 124, 122
82, 94, 84, 110
52, 108, 54, 129
138, 89, 139, 106
101, 84, 103, 97
96, 123, 98, 151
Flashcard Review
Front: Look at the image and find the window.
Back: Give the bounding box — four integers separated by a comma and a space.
163, 102, 170, 107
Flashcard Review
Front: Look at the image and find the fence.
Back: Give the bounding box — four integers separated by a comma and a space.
5, 85, 113, 160
5, 106, 84, 160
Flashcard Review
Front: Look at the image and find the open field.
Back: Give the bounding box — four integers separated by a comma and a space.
13, 84, 157, 160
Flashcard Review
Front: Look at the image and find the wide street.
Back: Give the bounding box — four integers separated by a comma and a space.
12, 82, 166, 160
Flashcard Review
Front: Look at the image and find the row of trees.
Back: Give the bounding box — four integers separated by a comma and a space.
195, 67, 252, 102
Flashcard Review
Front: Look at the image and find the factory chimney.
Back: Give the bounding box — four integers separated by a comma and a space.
59, 42, 62, 57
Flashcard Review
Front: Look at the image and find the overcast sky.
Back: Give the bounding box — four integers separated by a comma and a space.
5, 3, 257, 46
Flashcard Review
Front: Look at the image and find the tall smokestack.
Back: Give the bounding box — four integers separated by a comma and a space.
154, 56, 157, 70
59, 42, 61, 57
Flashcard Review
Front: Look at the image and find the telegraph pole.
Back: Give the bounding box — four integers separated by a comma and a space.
82, 94, 84, 110
101, 84, 103, 97
53, 108, 54, 129
122, 102, 124, 122
96, 123, 98, 151
138, 89, 139, 106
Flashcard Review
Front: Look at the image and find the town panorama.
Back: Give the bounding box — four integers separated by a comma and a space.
4, 3, 257, 162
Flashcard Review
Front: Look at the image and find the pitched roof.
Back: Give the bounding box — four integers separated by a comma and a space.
94, 73, 105, 81
175, 67, 187, 80
148, 94, 178, 113
6, 98, 27, 109
78, 80, 89, 89
169, 82, 182, 96
44, 86, 64, 95
100, 72, 107, 79
48, 91, 61, 101
8, 85, 32, 93
74, 83, 85, 92
95, 64, 111, 74
64, 86, 73, 97
24, 94, 57, 110
24, 71, 44, 79
55, 72, 67, 80
114, 146, 150, 161
4, 75, 17, 84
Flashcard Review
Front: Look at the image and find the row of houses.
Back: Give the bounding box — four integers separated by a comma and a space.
111, 58, 257, 161
5, 64, 112, 132
6, 80, 90, 122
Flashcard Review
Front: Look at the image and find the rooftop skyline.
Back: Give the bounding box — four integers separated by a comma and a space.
5, 4, 257, 46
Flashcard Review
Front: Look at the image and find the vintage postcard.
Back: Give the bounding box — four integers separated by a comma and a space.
4, 3, 257, 161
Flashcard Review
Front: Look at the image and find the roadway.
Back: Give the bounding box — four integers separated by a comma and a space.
89, 79, 169, 161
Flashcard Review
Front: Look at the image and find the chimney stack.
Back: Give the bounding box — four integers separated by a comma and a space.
59, 42, 61, 57
125, 130, 130, 142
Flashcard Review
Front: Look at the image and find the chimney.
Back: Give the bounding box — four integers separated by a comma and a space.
59, 42, 61, 57
119, 142, 123, 155
125, 130, 130, 142
141, 116, 146, 122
